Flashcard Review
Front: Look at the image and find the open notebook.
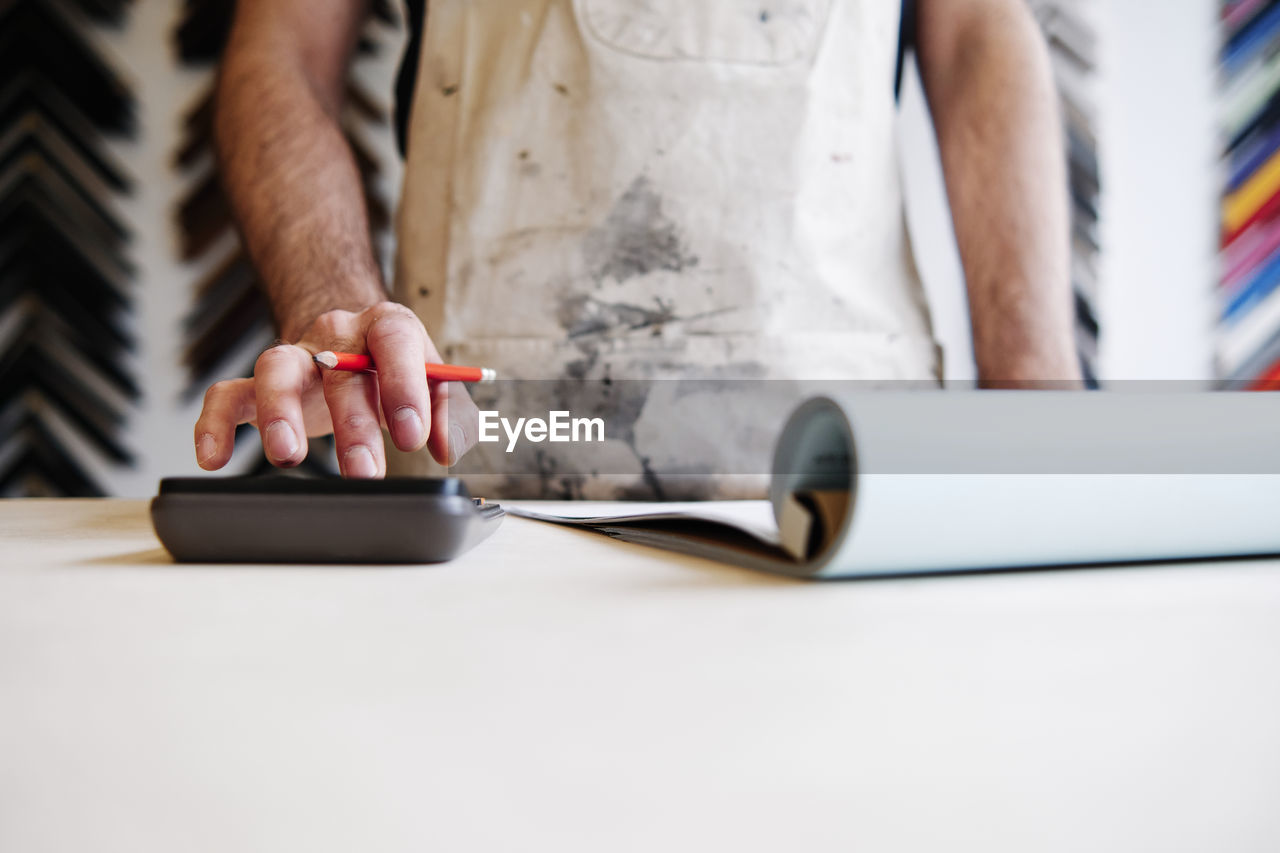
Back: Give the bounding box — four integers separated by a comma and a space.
507, 393, 1280, 579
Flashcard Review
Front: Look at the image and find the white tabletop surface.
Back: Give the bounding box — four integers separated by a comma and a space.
1, 499, 1279, 852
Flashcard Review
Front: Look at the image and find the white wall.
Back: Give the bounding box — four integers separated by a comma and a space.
85, 0, 205, 499
81, 0, 1219, 496
1096, 0, 1219, 381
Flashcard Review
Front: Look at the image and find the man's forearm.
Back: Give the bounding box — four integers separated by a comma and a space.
918, 1, 1080, 383
216, 11, 383, 342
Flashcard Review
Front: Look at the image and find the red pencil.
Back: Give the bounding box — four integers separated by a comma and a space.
313, 351, 496, 383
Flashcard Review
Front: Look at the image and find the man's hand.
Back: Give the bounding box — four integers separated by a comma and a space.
194, 302, 478, 477
193, 1, 479, 476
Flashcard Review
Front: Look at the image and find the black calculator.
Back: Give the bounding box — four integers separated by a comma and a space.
151, 475, 504, 563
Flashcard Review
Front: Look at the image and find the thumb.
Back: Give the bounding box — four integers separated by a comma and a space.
427, 380, 481, 467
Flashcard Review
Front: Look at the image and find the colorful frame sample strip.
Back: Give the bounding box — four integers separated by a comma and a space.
1219, 0, 1280, 389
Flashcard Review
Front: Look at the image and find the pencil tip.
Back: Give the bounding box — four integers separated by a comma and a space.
313, 351, 338, 369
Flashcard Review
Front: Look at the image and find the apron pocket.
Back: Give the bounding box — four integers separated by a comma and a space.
578, 0, 834, 66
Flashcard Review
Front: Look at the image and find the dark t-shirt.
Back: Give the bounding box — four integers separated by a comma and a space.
392, 0, 916, 156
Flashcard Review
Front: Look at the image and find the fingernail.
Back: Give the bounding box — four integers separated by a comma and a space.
265, 420, 299, 462
393, 406, 425, 449
345, 446, 378, 479
196, 433, 217, 466
448, 424, 466, 467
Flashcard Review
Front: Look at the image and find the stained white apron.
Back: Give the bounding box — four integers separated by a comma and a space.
390, 0, 941, 496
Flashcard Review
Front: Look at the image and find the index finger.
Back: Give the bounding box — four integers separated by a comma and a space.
252, 344, 319, 467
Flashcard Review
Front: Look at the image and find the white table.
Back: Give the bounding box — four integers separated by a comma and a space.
2, 500, 1279, 852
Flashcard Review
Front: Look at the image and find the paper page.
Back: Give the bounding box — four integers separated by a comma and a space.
505, 500, 783, 549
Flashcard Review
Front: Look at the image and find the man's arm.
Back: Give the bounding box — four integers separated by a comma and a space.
195, 0, 468, 476
915, 0, 1082, 384
216, 0, 381, 341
